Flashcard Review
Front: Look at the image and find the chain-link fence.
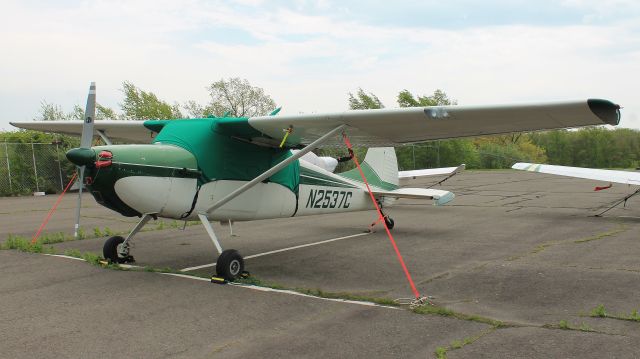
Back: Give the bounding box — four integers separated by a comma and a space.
0, 143, 76, 196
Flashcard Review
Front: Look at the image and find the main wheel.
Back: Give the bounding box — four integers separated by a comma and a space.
384, 216, 395, 230
216, 249, 244, 281
103, 236, 125, 263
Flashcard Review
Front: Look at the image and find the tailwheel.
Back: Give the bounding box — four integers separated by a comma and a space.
103, 235, 135, 264
216, 249, 244, 281
384, 216, 395, 230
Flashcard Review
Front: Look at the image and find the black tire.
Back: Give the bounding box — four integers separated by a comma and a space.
384, 216, 395, 230
103, 236, 125, 263
216, 249, 244, 281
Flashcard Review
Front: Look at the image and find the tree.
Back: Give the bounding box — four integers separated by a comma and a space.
348, 88, 384, 110
205, 78, 276, 117
397, 89, 457, 107
120, 81, 182, 120
35, 101, 69, 121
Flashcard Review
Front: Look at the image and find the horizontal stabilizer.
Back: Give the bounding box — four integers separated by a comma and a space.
512, 163, 640, 186
370, 188, 455, 206
399, 164, 465, 179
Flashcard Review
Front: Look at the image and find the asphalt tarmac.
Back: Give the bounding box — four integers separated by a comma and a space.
1, 170, 639, 358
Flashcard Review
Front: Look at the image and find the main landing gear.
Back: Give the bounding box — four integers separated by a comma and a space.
371, 202, 394, 231
198, 214, 245, 281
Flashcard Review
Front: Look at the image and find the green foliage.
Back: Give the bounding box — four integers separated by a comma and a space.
348, 88, 384, 110
558, 320, 569, 329
103, 227, 115, 236
590, 304, 607, 317
530, 128, 640, 168
579, 323, 593, 332
1, 235, 54, 254
435, 346, 448, 359
397, 89, 456, 107
204, 77, 276, 117
120, 81, 182, 120
93, 227, 104, 238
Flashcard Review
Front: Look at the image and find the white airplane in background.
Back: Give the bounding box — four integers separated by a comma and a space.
512, 162, 640, 215
11, 83, 621, 280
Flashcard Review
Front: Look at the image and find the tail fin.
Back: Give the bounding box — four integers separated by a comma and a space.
338, 147, 399, 190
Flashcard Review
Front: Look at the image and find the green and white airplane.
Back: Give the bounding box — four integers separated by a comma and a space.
11, 83, 621, 280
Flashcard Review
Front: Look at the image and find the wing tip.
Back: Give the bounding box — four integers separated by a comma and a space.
587, 99, 621, 126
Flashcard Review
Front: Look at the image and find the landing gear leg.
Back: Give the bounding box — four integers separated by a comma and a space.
103, 213, 155, 263
198, 214, 244, 281
369, 201, 394, 231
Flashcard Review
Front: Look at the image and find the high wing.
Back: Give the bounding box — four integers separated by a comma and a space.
512, 163, 640, 186
371, 188, 455, 206
11, 99, 619, 146
399, 164, 465, 179
9, 120, 157, 143
248, 99, 620, 147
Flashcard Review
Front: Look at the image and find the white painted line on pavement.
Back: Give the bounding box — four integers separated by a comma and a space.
160, 272, 397, 310
179, 232, 371, 272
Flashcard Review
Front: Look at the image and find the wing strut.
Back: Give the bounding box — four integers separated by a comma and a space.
595, 188, 640, 217
202, 124, 346, 215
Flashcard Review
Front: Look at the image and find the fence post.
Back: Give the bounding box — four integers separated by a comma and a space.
412, 144, 416, 170
4, 142, 11, 192
31, 143, 39, 192
56, 142, 64, 191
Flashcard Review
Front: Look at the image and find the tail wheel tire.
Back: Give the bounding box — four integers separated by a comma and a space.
216, 249, 244, 281
103, 236, 126, 263
384, 216, 395, 230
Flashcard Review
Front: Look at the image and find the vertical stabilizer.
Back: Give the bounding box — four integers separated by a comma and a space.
339, 147, 399, 190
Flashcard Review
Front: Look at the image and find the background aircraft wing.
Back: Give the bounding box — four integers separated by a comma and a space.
246, 99, 620, 147
371, 188, 454, 206
9, 120, 157, 143
512, 163, 640, 186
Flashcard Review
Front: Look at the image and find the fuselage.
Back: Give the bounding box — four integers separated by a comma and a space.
80, 143, 391, 221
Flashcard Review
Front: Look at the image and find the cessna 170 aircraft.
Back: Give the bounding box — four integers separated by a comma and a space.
11, 83, 621, 280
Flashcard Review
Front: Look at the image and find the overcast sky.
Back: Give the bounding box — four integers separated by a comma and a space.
1, 0, 638, 130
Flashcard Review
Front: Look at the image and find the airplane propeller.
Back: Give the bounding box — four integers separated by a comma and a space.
68, 82, 96, 239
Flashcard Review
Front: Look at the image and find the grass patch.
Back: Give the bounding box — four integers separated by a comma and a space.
590, 304, 607, 318
434, 327, 497, 358
1, 235, 55, 254
549, 320, 594, 332
559, 319, 570, 329
413, 304, 505, 327
587, 304, 640, 322
574, 225, 628, 243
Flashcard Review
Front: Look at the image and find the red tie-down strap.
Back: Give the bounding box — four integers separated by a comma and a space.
32, 172, 78, 244
342, 133, 422, 299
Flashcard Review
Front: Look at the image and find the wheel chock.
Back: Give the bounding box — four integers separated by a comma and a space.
210, 276, 227, 285
99, 260, 109, 266
240, 271, 250, 278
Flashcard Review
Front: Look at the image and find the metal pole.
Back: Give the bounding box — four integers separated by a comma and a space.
4, 143, 11, 192
31, 143, 39, 192
412, 144, 416, 170
56, 143, 63, 191
74, 166, 84, 238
